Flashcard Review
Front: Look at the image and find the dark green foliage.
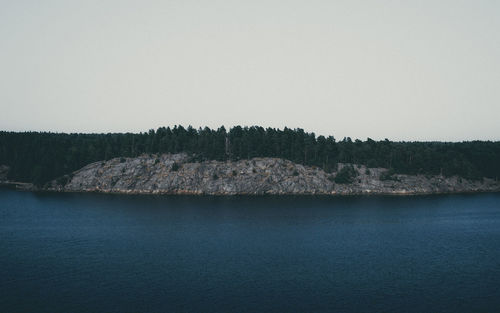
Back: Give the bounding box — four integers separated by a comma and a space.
56, 175, 70, 186
212, 173, 218, 180
324, 162, 338, 174
171, 163, 180, 171
293, 170, 299, 176
1, 126, 499, 185
380, 169, 396, 181
365, 169, 371, 175
120, 157, 126, 163
334, 165, 357, 184
327, 175, 335, 182
232, 170, 237, 176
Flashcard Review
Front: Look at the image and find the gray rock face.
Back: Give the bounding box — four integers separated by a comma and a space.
46, 153, 500, 195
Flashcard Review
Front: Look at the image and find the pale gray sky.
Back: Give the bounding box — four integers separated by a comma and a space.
1, 0, 499, 141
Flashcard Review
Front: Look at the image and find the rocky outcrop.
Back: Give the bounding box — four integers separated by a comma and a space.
46, 153, 500, 195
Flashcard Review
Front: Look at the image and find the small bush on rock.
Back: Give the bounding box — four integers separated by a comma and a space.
334, 165, 357, 184
380, 168, 396, 181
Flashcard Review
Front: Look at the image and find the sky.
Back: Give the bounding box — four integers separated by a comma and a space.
0, 0, 499, 141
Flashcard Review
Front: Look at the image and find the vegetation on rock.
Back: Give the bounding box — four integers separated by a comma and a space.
334, 165, 358, 184
379, 168, 397, 181
1, 126, 499, 185
47, 154, 500, 195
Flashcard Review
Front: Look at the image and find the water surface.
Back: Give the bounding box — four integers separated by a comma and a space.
1, 189, 499, 312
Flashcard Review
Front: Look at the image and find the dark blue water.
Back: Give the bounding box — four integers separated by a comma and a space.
1, 189, 500, 312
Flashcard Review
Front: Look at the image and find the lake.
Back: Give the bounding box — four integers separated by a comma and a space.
1, 189, 499, 312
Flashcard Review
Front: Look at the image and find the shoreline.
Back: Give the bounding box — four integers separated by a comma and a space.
3, 184, 498, 197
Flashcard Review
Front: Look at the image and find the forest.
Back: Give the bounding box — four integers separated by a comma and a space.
1, 126, 499, 185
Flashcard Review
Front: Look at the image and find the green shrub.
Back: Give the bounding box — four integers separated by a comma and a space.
334, 165, 357, 184
324, 163, 338, 173
171, 163, 180, 171
367, 159, 377, 168
380, 168, 396, 181
56, 175, 69, 185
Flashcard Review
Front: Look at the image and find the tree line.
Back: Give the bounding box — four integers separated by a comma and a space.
1, 126, 499, 185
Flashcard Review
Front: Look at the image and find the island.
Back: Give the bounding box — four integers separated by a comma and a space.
1, 126, 499, 195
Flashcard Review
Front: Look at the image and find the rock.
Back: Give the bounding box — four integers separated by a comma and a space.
47, 153, 500, 195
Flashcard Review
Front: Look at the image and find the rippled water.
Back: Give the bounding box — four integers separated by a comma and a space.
1, 189, 500, 312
